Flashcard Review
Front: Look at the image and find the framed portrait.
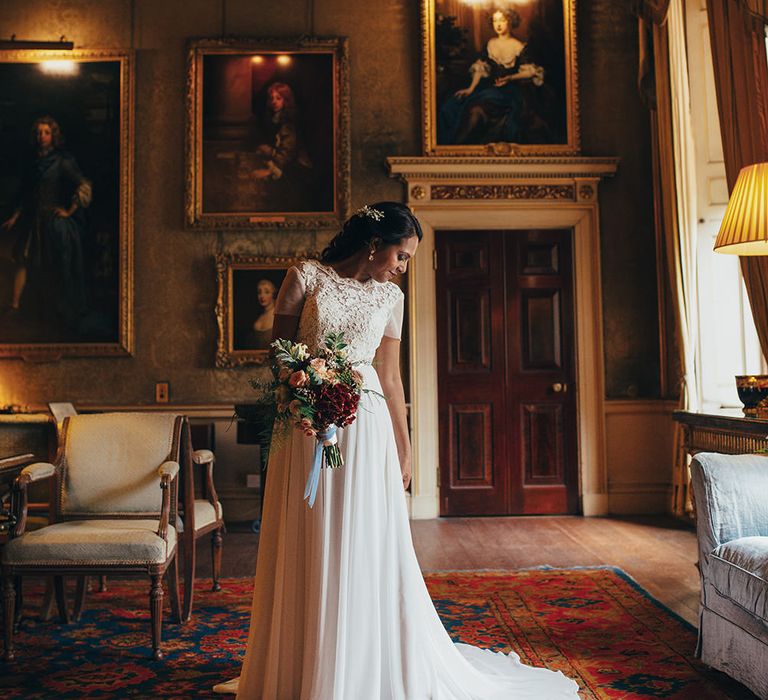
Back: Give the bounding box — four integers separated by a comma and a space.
215, 253, 310, 368
0, 50, 134, 360
422, 0, 579, 156
186, 37, 350, 229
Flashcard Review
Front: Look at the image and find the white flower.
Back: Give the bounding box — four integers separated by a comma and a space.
356, 204, 385, 222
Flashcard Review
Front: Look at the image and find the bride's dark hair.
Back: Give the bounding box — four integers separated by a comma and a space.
321, 202, 423, 263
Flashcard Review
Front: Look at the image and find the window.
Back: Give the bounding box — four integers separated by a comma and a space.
686, 1, 765, 410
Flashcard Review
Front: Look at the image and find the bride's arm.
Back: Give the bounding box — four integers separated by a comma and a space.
375, 337, 412, 490
270, 266, 306, 342
271, 314, 301, 343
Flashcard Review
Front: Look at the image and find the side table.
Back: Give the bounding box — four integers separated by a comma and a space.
673, 409, 768, 455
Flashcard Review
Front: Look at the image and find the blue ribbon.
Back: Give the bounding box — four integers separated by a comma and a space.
304, 425, 337, 508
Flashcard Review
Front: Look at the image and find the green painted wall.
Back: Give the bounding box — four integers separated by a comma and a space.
0, 0, 659, 406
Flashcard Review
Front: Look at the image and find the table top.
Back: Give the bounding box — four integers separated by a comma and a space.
673, 408, 768, 431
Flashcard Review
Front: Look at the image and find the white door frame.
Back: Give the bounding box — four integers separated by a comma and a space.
388, 157, 618, 518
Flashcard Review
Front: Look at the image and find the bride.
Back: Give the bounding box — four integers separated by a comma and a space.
214, 202, 579, 699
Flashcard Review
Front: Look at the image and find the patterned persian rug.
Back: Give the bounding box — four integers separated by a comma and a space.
0, 567, 753, 699
425, 568, 753, 699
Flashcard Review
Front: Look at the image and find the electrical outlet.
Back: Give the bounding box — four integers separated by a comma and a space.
246, 474, 260, 488
155, 382, 169, 403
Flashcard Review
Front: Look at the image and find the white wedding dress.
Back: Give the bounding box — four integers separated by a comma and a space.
220, 260, 579, 699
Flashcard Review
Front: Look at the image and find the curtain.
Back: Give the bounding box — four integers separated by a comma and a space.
637, 0, 700, 516
707, 0, 768, 360
667, 0, 700, 516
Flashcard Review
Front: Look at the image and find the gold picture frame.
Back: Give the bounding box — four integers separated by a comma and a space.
421, 0, 580, 156
215, 253, 312, 368
0, 50, 134, 360
186, 36, 350, 229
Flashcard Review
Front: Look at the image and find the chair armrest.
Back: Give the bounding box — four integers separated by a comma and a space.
691, 452, 768, 571
18, 462, 56, 484
192, 449, 214, 465
10, 462, 57, 537
158, 460, 180, 481
193, 450, 220, 509
157, 460, 180, 541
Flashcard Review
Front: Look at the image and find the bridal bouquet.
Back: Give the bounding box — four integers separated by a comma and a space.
257, 332, 365, 507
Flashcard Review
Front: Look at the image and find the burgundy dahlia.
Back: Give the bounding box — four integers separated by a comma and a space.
314, 383, 360, 429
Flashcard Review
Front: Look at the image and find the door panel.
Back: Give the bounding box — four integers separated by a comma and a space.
522, 290, 562, 369
450, 290, 492, 372
521, 403, 564, 484
437, 229, 578, 516
437, 232, 508, 515
449, 403, 494, 485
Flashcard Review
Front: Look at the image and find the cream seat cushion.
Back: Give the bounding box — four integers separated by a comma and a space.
2, 520, 176, 566
711, 536, 768, 623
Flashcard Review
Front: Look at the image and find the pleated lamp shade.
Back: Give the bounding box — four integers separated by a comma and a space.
714, 162, 768, 255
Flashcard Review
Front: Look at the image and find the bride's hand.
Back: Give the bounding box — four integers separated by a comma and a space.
400, 456, 412, 491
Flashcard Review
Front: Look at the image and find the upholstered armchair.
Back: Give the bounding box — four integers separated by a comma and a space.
690, 452, 768, 698
1, 413, 184, 660
180, 432, 224, 621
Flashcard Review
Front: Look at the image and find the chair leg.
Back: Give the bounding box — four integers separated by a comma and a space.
40, 578, 56, 621
73, 576, 87, 622
149, 574, 164, 660
53, 577, 69, 623
182, 535, 196, 623
99, 575, 107, 592
13, 576, 22, 632
167, 555, 182, 624
211, 527, 223, 592
3, 575, 15, 661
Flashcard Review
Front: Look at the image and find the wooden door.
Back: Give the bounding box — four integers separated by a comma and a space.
436, 230, 578, 516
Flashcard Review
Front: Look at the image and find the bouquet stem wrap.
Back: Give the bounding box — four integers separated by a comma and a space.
304, 425, 344, 508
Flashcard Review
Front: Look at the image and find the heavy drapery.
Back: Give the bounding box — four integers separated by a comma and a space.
637, 0, 700, 516
707, 0, 768, 359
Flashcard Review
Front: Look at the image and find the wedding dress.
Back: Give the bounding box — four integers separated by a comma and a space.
218, 260, 579, 699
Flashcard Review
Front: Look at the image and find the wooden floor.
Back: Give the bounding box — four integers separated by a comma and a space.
207, 514, 701, 626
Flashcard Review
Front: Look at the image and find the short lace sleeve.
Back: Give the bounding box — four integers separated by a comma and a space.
274, 266, 306, 317
383, 294, 404, 340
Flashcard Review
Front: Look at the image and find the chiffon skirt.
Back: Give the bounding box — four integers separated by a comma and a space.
230, 365, 579, 699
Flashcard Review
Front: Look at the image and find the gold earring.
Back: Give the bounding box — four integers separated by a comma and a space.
368, 250, 375, 261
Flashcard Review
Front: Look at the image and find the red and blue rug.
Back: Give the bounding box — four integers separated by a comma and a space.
0, 567, 752, 699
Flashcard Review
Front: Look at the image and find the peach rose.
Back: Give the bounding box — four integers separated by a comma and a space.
288, 370, 309, 388
288, 399, 302, 418
309, 358, 327, 372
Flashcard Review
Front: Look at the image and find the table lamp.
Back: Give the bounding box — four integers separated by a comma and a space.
714, 162, 768, 412
714, 162, 768, 255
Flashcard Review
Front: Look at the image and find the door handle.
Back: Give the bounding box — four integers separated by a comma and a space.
551, 382, 567, 393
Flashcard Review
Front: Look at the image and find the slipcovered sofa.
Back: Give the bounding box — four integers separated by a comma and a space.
690, 452, 768, 698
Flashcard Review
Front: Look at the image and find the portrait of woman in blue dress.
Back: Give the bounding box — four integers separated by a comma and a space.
436, 2, 566, 147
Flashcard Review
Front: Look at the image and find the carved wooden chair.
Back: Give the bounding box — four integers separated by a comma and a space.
180, 422, 224, 621
1, 412, 184, 660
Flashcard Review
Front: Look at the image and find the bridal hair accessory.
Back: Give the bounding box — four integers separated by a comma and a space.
250, 333, 380, 507
356, 204, 385, 222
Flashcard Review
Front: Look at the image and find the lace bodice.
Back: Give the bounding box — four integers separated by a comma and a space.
275, 259, 404, 364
